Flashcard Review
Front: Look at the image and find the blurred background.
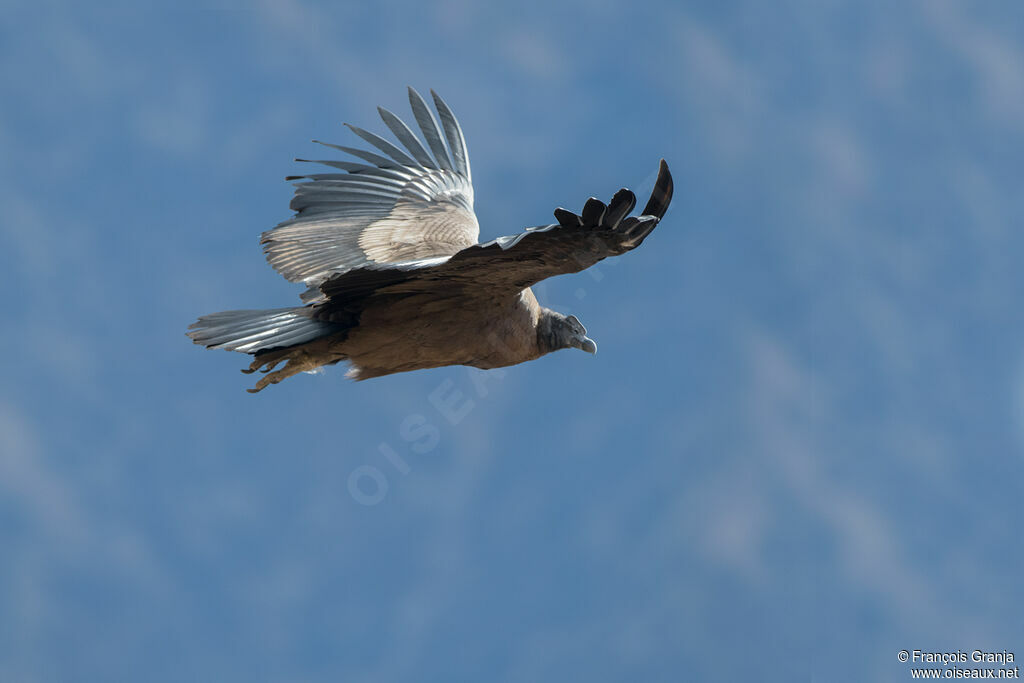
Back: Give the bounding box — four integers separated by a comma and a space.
2, 1, 1022, 681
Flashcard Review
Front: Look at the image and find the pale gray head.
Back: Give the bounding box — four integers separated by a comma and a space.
537, 309, 597, 356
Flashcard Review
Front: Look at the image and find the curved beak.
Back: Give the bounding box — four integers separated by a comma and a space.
573, 335, 597, 354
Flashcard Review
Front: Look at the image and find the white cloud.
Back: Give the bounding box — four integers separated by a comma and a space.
742, 330, 1000, 644
810, 120, 871, 198
500, 29, 572, 83
131, 75, 211, 158
0, 403, 178, 667
672, 16, 762, 163
920, 0, 1024, 127
1014, 354, 1024, 451
0, 403, 89, 545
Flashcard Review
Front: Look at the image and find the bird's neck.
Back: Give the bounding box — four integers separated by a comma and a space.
535, 310, 563, 355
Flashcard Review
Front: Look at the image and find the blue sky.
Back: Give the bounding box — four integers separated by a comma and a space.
2, 1, 1023, 681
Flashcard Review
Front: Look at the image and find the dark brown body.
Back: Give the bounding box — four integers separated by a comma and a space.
245, 288, 543, 390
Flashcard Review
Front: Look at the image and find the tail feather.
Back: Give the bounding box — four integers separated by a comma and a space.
187, 306, 336, 354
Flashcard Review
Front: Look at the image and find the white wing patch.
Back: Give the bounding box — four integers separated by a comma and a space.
261, 88, 478, 287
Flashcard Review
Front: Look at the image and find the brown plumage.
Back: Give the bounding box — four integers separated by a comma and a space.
187, 88, 673, 392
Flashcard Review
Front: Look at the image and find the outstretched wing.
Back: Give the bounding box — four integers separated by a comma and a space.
312, 160, 673, 320
261, 88, 478, 287
443, 159, 673, 291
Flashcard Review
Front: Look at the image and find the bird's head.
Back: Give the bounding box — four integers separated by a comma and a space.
538, 309, 597, 356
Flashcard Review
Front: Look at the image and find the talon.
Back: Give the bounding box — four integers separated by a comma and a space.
246, 357, 315, 393
247, 374, 274, 393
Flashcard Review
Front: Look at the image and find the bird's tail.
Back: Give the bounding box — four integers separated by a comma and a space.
186, 306, 336, 354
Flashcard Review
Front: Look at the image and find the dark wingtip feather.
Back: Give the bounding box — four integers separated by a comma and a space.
624, 216, 659, 243
554, 207, 582, 227
641, 159, 673, 219
604, 188, 636, 227
581, 197, 607, 227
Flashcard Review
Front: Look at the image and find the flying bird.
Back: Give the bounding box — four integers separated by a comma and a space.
188, 88, 673, 392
